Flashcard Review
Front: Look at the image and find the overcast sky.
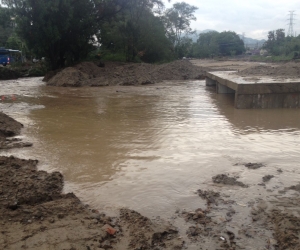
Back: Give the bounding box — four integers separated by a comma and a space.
163, 0, 299, 40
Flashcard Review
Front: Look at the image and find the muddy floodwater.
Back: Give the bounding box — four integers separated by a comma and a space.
1, 77, 300, 222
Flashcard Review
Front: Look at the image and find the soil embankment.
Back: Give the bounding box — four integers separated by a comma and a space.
45, 60, 206, 87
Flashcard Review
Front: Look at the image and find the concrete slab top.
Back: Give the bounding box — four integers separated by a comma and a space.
206, 71, 300, 85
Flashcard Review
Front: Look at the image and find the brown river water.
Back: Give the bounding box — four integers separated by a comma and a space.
1, 77, 300, 220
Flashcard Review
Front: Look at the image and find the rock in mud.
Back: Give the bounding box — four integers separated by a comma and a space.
0, 112, 23, 137
0, 112, 32, 150
244, 162, 264, 169
197, 189, 220, 205
182, 208, 211, 225
287, 183, 300, 192
212, 174, 248, 187
262, 175, 274, 182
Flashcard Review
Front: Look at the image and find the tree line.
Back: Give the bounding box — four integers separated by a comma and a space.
0, 0, 246, 70
263, 29, 300, 58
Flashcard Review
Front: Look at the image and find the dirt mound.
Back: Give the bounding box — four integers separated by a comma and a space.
47, 67, 90, 87
45, 60, 205, 87
75, 61, 105, 77
197, 189, 220, 206
237, 62, 300, 78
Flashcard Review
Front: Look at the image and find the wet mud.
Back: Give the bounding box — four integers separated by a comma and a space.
244, 162, 264, 169
212, 174, 248, 187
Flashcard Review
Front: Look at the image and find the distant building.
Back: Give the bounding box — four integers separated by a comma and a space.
260, 49, 268, 56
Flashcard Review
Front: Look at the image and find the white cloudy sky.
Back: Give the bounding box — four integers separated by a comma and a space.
163, 0, 299, 40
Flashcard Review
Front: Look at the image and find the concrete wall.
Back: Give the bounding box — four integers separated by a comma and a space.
205, 77, 216, 86
217, 83, 235, 94
206, 73, 300, 109
235, 93, 300, 109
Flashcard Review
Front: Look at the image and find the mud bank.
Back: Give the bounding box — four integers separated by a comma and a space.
2, 108, 300, 249
0, 155, 185, 250
45, 60, 206, 87
2, 155, 300, 249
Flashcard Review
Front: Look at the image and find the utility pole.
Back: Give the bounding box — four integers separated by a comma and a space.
287, 11, 296, 37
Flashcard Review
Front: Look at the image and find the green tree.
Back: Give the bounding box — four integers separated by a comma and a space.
217, 31, 245, 56
162, 2, 198, 48
2, 0, 99, 69
99, 0, 172, 62
191, 31, 245, 58
0, 6, 13, 47
192, 31, 219, 58
263, 29, 286, 56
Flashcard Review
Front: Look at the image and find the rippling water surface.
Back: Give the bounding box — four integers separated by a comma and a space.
1, 77, 300, 218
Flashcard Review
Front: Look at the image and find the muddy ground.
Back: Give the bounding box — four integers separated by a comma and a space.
237, 62, 300, 78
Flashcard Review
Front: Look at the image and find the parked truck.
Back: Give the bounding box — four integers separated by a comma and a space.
0, 48, 10, 66
0, 48, 23, 66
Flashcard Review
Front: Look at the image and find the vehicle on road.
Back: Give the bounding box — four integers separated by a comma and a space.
0, 47, 23, 66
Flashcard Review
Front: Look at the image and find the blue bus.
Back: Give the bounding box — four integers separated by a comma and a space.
0, 48, 23, 66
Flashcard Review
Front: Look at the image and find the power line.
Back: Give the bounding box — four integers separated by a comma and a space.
287, 11, 296, 37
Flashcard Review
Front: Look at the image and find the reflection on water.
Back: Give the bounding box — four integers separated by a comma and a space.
1, 78, 300, 218
211, 91, 300, 133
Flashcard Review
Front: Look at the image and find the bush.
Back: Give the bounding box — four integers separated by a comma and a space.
28, 67, 47, 77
